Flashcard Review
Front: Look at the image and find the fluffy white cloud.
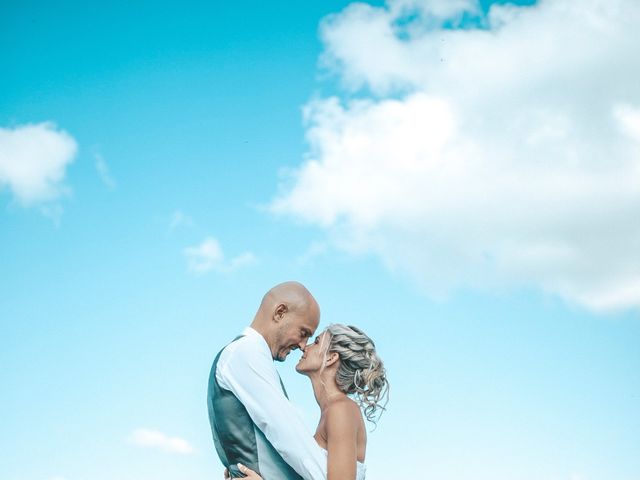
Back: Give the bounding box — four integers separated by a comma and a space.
127, 428, 194, 455
184, 237, 256, 274
272, 0, 640, 311
0, 122, 77, 205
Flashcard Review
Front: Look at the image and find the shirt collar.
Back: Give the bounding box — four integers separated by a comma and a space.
242, 326, 272, 355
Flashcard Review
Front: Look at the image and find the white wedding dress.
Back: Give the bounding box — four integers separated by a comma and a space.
321, 449, 366, 480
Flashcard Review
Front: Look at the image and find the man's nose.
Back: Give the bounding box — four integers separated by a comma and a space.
297, 339, 308, 351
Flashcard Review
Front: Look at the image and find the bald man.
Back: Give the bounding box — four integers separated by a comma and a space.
207, 282, 327, 480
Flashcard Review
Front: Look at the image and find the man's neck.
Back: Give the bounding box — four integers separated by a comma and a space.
249, 322, 276, 359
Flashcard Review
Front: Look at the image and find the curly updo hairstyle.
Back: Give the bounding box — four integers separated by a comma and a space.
324, 324, 389, 424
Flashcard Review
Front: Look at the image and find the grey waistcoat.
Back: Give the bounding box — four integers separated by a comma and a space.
207, 336, 304, 480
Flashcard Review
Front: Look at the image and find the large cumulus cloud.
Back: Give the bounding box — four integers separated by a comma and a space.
272, 0, 640, 311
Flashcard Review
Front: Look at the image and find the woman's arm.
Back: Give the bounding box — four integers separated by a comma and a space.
326, 400, 360, 480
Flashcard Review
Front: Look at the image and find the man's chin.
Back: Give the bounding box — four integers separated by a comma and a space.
274, 346, 298, 362
274, 350, 289, 362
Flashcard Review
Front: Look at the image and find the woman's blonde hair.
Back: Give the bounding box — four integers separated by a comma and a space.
323, 324, 389, 424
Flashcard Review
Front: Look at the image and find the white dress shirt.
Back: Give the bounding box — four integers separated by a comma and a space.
216, 327, 327, 480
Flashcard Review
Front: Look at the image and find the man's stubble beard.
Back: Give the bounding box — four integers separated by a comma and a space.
273, 324, 288, 362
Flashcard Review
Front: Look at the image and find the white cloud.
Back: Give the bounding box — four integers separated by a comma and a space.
272, 0, 640, 311
169, 209, 194, 229
95, 153, 116, 189
388, 0, 479, 19
228, 251, 258, 270
41, 203, 64, 227
0, 122, 77, 205
184, 237, 256, 274
127, 428, 194, 455
614, 104, 640, 142
185, 237, 223, 272
297, 241, 329, 266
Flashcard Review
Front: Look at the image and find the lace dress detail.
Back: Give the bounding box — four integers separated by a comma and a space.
321, 448, 366, 480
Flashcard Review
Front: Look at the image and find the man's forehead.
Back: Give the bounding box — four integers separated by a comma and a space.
306, 318, 320, 332
297, 315, 319, 334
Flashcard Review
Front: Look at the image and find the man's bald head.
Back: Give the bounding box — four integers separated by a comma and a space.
252, 281, 320, 361
259, 281, 319, 317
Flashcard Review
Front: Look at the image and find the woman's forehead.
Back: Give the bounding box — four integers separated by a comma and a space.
316, 330, 331, 344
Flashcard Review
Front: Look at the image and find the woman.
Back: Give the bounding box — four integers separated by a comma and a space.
227, 324, 388, 480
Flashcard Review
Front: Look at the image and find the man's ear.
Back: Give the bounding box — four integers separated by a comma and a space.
273, 303, 287, 323
325, 352, 339, 367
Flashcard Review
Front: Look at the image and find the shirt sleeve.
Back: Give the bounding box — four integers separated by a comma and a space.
216, 339, 327, 480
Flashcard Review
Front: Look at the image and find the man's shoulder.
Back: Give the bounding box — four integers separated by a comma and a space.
215, 331, 275, 390
218, 332, 269, 368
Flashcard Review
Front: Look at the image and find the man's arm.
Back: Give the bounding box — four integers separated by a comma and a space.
217, 341, 327, 480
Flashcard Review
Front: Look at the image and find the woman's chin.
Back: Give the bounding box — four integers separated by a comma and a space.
295, 364, 309, 375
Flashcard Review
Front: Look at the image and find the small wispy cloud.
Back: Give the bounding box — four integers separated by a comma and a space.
41, 204, 64, 227
228, 251, 257, 270
127, 428, 194, 455
94, 153, 116, 189
184, 237, 223, 272
297, 241, 328, 266
169, 209, 194, 230
184, 237, 256, 274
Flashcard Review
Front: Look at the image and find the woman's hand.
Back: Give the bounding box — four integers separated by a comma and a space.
223, 464, 262, 479
237, 463, 262, 479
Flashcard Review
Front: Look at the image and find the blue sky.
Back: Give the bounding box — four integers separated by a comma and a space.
1, 1, 639, 480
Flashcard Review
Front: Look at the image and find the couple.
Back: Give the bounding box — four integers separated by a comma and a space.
207, 281, 388, 480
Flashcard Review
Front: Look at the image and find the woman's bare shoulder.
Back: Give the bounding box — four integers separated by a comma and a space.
326, 396, 362, 424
